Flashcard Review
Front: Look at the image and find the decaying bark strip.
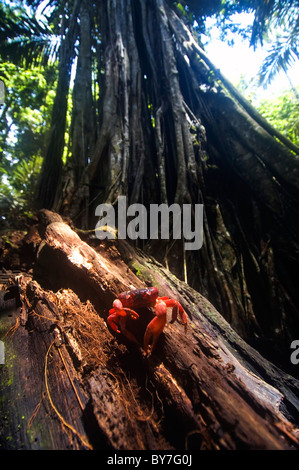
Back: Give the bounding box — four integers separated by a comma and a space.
1, 210, 299, 450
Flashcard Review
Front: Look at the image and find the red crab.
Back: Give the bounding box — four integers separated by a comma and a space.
107, 286, 187, 355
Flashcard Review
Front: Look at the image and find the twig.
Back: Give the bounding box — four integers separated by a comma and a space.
44, 341, 92, 450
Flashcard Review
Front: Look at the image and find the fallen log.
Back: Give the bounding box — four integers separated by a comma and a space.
1, 210, 299, 450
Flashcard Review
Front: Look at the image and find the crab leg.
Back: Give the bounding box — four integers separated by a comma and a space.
160, 298, 187, 325
143, 313, 167, 355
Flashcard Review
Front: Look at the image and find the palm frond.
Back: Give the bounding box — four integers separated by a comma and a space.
0, 2, 50, 40
250, 0, 299, 47
258, 34, 299, 86
0, 35, 60, 66
0, 1, 58, 66
250, 0, 275, 47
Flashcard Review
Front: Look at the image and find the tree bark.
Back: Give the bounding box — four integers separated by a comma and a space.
1, 211, 299, 450
33, 0, 299, 423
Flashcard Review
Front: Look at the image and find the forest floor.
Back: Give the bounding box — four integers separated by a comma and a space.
1, 211, 299, 450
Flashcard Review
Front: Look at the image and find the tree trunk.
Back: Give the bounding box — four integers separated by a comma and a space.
1, 211, 299, 450
34, 0, 299, 354
36, 0, 81, 210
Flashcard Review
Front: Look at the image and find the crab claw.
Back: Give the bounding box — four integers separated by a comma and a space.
111, 299, 139, 320
143, 297, 188, 356
143, 300, 167, 356
125, 308, 139, 320
143, 320, 165, 356
107, 310, 122, 333
107, 299, 139, 334
155, 299, 168, 316
112, 299, 123, 311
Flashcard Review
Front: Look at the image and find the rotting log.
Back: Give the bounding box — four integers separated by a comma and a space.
1, 210, 299, 450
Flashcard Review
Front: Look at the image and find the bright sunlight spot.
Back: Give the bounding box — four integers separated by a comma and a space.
203, 13, 299, 103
